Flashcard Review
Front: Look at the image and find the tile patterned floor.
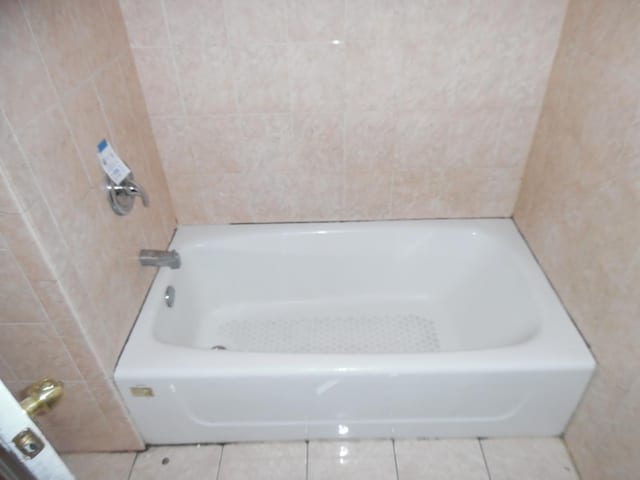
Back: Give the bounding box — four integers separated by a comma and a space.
62, 438, 579, 480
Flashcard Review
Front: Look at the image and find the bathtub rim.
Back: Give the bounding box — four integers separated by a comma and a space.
116, 218, 595, 379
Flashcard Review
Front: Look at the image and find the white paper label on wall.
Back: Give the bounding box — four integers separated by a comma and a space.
97, 139, 130, 185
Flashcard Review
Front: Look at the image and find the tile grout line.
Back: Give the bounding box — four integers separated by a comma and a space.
305, 440, 309, 480
479, 439, 493, 480
127, 452, 140, 480
215, 444, 224, 480
392, 439, 401, 480
14, 0, 121, 389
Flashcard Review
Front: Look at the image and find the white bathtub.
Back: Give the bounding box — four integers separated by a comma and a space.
115, 219, 594, 444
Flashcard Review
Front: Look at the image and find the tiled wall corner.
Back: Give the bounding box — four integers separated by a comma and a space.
0, 0, 176, 451
514, 1, 640, 479
122, 0, 569, 224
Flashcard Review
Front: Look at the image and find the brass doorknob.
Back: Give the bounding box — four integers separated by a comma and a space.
20, 378, 64, 417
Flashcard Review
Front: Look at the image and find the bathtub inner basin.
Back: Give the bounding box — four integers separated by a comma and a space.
153, 221, 540, 354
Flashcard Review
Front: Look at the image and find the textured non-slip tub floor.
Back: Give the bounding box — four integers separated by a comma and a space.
63, 438, 579, 479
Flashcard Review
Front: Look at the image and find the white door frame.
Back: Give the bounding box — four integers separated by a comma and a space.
0, 380, 73, 479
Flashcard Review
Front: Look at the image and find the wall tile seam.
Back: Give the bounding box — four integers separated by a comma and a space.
3, 4, 122, 405
92, 53, 175, 249
0, 110, 73, 281
510, 1, 572, 217
55, 48, 133, 160
17, 0, 105, 190
91, 42, 175, 365
0, 321, 50, 327
0, 250, 89, 385
129, 40, 361, 49
0, 314, 84, 384
284, 6, 295, 132
113, 55, 168, 206
8, 0, 147, 448
159, 0, 188, 117
16, 132, 143, 449
12, 1, 99, 287
0, 163, 31, 215
573, 47, 640, 86
0, 52, 128, 143
146, 107, 536, 118
0, 353, 17, 381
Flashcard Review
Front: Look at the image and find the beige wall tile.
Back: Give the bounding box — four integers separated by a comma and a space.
345, 0, 403, 45
121, 0, 567, 223
238, 114, 293, 172
94, 59, 146, 174
294, 172, 344, 221
401, 0, 467, 45
447, 109, 502, 167
0, 323, 82, 382
176, 47, 236, 115
21, 198, 72, 280
120, 0, 170, 47
17, 107, 90, 223
291, 114, 343, 173
0, 114, 41, 212
0, 0, 57, 130
1, 0, 173, 453
21, 0, 91, 95
290, 43, 345, 112
345, 112, 395, 173
61, 82, 112, 186
71, 0, 117, 72
188, 115, 243, 173
514, 2, 640, 479
393, 111, 448, 172
231, 44, 290, 113
495, 107, 541, 168
223, 0, 287, 44
197, 173, 252, 224
396, 42, 456, 111
287, 0, 344, 42
344, 171, 391, 220
165, 0, 226, 47
151, 116, 195, 173
133, 48, 183, 116
245, 172, 298, 222
391, 168, 442, 219
0, 210, 56, 282
168, 173, 207, 224
0, 354, 15, 382
0, 249, 48, 324
345, 44, 399, 111
0, 169, 16, 214
100, 0, 131, 56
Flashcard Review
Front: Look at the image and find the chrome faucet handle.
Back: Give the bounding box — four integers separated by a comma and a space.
123, 176, 149, 207
105, 173, 150, 216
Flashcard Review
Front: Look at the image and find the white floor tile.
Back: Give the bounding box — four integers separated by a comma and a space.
308, 440, 397, 480
217, 442, 306, 480
62, 452, 136, 480
481, 438, 579, 480
395, 439, 489, 480
129, 445, 222, 480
